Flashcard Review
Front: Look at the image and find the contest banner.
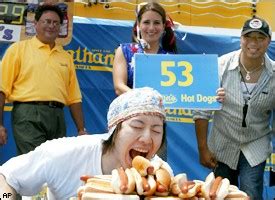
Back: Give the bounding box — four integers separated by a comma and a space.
134, 54, 221, 110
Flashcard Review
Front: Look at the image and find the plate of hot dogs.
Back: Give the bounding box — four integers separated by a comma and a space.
77, 156, 249, 200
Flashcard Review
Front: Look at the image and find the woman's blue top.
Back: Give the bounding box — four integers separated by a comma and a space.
121, 43, 171, 88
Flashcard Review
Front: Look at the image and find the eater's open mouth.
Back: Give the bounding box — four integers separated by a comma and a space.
130, 149, 148, 159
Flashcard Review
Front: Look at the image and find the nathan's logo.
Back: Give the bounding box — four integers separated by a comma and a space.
165, 108, 193, 123
163, 94, 177, 104
165, 109, 214, 123
66, 47, 115, 72
0, 25, 13, 41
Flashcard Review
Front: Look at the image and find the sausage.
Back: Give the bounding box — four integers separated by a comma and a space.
209, 176, 223, 199
143, 175, 157, 196
156, 181, 168, 193
178, 181, 203, 199
80, 175, 92, 183
118, 167, 128, 192
181, 181, 195, 194
132, 156, 154, 176
147, 166, 155, 175
154, 168, 171, 196
142, 176, 150, 192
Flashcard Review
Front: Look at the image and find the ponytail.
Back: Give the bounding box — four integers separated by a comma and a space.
162, 16, 177, 53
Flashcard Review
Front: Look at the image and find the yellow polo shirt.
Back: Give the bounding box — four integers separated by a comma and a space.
0, 37, 81, 105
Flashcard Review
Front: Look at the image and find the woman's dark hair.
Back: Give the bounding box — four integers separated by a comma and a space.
102, 121, 167, 155
132, 2, 177, 53
35, 4, 64, 24
102, 123, 122, 154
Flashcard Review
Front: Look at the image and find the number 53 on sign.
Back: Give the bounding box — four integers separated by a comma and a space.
134, 54, 221, 110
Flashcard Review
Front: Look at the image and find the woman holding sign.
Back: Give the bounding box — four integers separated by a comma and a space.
112, 2, 177, 96
112, 2, 225, 162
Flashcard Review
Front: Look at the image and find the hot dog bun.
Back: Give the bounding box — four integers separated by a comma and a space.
144, 197, 182, 200
130, 167, 144, 195
81, 193, 140, 200
225, 192, 249, 200
154, 168, 171, 196
125, 168, 136, 193
225, 184, 248, 199
77, 185, 85, 199
132, 156, 154, 176
130, 167, 158, 196
201, 172, 215, 198
111, 167, 135, 194
201, 175, 230, 199
170, 173, 188, 195
200, 172, 248, 200
216, 178, 230, 199
178, 180, 202, 199
78, 174, 138, 200
143, 175, 157, 196
84, 176, 114, 193
209, 176, 223, 199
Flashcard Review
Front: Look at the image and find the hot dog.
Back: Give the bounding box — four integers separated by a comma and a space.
201, 172, 245, 200
80, 192, 140, 200
81, 174, 112, 183
170, 174, 203, 199
77, 185, 85, 200
131, 156, 173, 196
142, 176, 151, 192
209, 176, 223, 199
111, 167, 135, 194
83, 176, 114, 193
216, 178, 230, 199
170, 173, 188, 195
225, 192, 249, 200
144, 197, 182, 200
143, 175, 157, 196
78, 173, 137, 199
179, 182, 202, 198
181, 180, 195, 194
130, 167, 145, 195
78, 175, 113, 199
200, 172, 229, 199
80, 175, 92, 183
225, 185, 248, 200
154, 168, 171, 196
130, 167, 157, 196
178, 180, 202, 199
201, 172, 215, 198
132, 155, 154, 176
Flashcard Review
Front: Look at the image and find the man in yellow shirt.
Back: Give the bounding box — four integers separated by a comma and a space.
0, 4, 87, 154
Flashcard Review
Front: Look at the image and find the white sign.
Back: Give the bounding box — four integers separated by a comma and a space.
0, 24, 21, 42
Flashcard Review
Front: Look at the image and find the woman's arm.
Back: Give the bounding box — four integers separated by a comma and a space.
112, 46, 132, 96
